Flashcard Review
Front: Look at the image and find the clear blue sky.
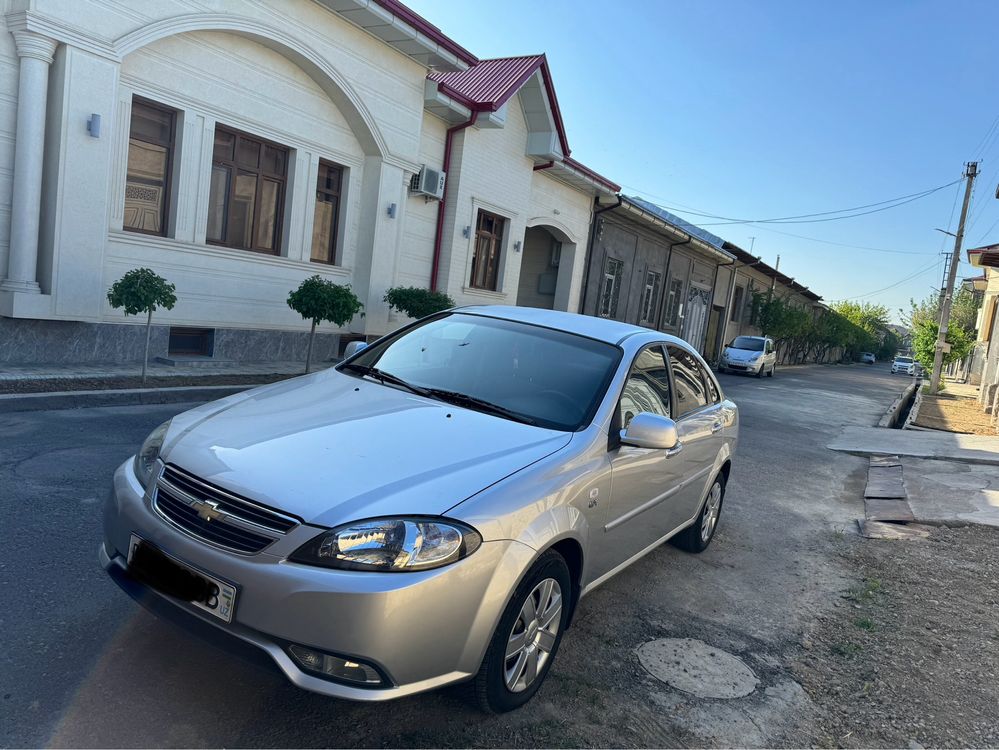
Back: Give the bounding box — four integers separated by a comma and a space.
405, 0, 999, 322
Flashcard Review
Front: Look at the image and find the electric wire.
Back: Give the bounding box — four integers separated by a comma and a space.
632, 179, 962, 227
835, 258, 945, 301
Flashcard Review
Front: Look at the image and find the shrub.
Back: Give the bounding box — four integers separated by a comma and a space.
106, 268, 177, 385
383, 286, 454, 319
288, 275, 363, 373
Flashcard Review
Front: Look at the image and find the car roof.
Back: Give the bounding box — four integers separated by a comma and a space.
454, 305, 665, 346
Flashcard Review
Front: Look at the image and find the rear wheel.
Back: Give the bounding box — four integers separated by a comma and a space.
472, 550, 571, 713
672, 475, 725, 553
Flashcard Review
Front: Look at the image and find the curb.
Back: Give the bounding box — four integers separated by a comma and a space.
0, 384, 257, 413
878, 381, 919, 428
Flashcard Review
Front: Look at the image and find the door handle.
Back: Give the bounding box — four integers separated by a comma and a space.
711, 421, 724, 433
665, 442, 684, 458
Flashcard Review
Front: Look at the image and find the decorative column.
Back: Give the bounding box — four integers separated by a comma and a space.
0, 30, 58, 294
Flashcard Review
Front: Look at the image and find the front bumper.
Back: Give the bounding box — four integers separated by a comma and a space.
101, 459, 535, 701
721, 359, 762, 373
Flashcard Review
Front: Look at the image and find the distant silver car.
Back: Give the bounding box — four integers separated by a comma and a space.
891, 355, 916, 375
860, 352, 876, 365
719, 335, 777, 377
101, 306, 738, 712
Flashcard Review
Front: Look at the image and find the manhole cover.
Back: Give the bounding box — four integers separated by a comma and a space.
637, 638, 759, 698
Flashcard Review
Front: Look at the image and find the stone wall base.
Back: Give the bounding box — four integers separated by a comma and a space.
0, 317, 343, 365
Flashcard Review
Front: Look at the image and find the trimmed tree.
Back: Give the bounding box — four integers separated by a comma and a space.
383, 286, 455, 319
288, 274, 363, 373
106, 267, 177, 386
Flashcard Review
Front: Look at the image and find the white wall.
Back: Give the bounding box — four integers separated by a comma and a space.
437, 93, 593, 312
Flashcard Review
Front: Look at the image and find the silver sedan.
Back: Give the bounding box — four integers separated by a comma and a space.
101, 306, 738, 712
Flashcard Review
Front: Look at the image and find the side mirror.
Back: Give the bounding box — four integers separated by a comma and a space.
620, 412, 681, 451
343, 340, 368, 358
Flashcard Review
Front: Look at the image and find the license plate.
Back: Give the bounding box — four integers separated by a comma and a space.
127, 535, 237, 623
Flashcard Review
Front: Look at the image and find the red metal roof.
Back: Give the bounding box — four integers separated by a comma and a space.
429, 56, 545, 111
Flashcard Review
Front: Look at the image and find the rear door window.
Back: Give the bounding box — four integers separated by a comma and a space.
667, 346, 710, 418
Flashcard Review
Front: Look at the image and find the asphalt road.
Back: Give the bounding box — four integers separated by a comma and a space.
0, 362, 907, 748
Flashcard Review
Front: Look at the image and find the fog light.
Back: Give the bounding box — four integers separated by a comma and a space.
288, 644, 382, 685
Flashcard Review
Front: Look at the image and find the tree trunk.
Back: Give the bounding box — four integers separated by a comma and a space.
305, 319, 316, 374
142, 308, 153, 386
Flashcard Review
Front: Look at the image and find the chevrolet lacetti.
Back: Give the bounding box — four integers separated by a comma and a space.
101, 306, 738, 712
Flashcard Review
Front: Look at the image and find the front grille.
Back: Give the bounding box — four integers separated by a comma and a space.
152, 464, 299, 554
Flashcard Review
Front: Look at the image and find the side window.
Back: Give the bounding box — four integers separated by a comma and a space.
619, 345, 671, 428
667, 346, 709, 417
123, 98, 176, 236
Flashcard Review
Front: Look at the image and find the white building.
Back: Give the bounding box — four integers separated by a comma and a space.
0, 0, 617, 364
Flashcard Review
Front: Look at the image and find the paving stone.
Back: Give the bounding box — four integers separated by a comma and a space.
857, 519, 933, 539
865, 498, 915, 522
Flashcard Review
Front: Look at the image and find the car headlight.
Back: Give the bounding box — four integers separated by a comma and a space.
134, 419, 171, 489
289, 517, 482, 572
750, 352, 762, 361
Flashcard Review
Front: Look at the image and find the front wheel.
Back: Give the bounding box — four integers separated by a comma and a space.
768, 364, 775, 377
672, 475, 725, 553
472, 550, 571, 713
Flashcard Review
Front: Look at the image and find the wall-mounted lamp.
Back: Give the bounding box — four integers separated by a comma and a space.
514, 240, 522, 252
87, 114, 101, 138
462, 225, 471, 238
387, 202, 397, 218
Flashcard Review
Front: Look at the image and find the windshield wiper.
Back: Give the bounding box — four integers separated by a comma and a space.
340, 363, 432, 398
421, 388, 537, 426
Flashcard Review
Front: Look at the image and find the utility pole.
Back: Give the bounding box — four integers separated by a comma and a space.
929, 161, 978, 392
769, 254, 780, 298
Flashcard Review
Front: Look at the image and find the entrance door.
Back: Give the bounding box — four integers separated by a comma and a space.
682, 285, 711, 352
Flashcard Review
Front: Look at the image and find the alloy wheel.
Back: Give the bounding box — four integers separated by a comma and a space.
701, 482, 722, 542
504, 577, 562, 692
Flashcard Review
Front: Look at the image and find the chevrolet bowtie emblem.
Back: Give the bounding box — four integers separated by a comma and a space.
193, 499, 225, 523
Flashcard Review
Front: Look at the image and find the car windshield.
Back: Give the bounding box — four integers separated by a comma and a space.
730, 336, 765, 351
895, 357, 913, 363
339, 313, 622, 431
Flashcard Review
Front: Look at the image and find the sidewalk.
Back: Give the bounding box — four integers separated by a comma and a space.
829, 425, 999, 466
0, 359, 330, 382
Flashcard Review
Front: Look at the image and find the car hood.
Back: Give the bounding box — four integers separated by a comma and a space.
161, 369, 572, 528
724, 347, 761, 361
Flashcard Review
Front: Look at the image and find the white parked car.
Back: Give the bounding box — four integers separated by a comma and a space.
891, 356, 916, 375
860, 352, 876, 365
719, 336, 776, 378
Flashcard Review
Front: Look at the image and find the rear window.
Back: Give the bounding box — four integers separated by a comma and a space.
730, 336, 765, 351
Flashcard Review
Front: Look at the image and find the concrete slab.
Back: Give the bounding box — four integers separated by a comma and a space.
902, 456, 999, 528
870, 455, 902, 467
865, 498, 915, 522
865, 465, 905, 498
857, 519, 933, 539
636, 638, 759, 699
829, 426, 999, 466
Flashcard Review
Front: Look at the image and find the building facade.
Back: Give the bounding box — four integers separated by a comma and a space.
0, 0, 615, 364
580, 196, 735, 358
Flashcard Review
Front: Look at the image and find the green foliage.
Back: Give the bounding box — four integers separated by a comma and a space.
911, 320, 973, 368
287, 275, 363, 328
746, 292, 899, 364
106, 267, 176, 316
906, 287, 981, 336
383, 286, 455, 319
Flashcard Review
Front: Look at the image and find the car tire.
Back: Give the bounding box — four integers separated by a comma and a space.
768, 364, 775, 377
472, 550, 571, 713
672, 474, 725, 554
756, 365, 764, 378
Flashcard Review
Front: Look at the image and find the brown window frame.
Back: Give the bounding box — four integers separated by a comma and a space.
470, 209, 505, 291
207, 124, 289, 255
311, 159, 344, 265
123, 97, 177, 237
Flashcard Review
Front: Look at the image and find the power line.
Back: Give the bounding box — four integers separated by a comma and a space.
745, 224, 938, 256
972, 115, 999, 157
635, 179, 962, 227
834, 258, 944, 301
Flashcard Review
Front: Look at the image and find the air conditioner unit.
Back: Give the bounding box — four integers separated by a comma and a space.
410, 166, 446, 200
